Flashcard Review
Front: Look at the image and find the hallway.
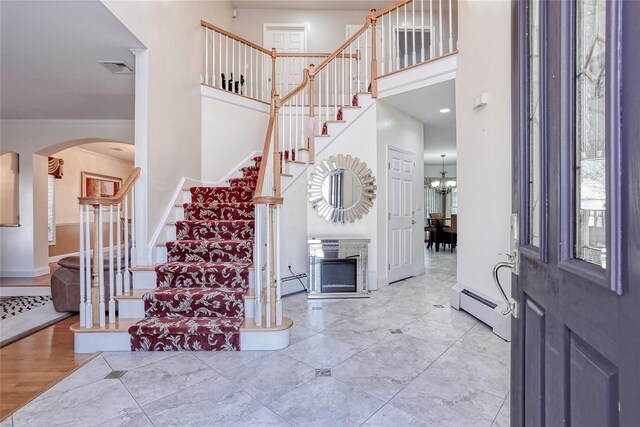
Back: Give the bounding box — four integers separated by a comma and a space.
6, 254, 510, 427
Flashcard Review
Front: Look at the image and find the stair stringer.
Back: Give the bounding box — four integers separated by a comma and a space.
279, 93, 376, 193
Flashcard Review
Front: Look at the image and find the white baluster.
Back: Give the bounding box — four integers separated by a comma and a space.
448, 0, 453, 53
430, 0, 435, 58
412, 1, 416, 65
404, 6, 408, 68
109, 205, 115, 324
349, 41, 354, 100
381, 14, 386, 75
116, 203, 122, 296
389, 10, 393, 72
439, 0, 443, 56
79, 206, 86, 327
275, 205, 282, 325
318, 67, 322, 134
218, 32, 222, 87
254, 206, 262, 326
204, 28, 209, 85
265, 207, 272, 328
124, 195, 130, 293
131, 186, 136, 267
212, 30, 216, 87
356, 36, 362, 92
325, 67, 329, 124
98, 206, 105, 327
421, 0, 426, 62
243, 43, 247, 95
85, 206, 92, 328
396, 8, 400, 70
225, 36, 229, 89
365, 28, 369, 90
232, 39, 235, 91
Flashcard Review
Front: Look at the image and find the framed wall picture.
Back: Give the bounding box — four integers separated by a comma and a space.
81, 172, 122, 198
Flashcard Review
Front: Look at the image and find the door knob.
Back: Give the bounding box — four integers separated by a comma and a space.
412, 220, 416, 225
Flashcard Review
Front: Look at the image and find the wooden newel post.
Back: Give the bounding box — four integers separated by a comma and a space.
370, 10, 378, 98
91, 204, 101, 326
271, 48, 277, 97
308, 65, 316, 164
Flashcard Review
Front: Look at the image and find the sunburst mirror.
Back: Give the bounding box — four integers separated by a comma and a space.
308, 154, 377, 223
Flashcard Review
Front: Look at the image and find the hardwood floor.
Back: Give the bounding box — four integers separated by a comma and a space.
0, 315, 95, 420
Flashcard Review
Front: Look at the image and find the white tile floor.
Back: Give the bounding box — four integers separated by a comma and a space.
5, 250, 511, 427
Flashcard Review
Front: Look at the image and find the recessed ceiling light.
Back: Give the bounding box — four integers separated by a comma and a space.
439, 108, 451, 113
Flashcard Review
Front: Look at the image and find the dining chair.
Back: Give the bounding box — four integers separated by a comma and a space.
427, 213, 445, 250
444, 214, 457, 253
425, 218, 438, 248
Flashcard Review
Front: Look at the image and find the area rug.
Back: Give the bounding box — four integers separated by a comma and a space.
0, 296, 72, 347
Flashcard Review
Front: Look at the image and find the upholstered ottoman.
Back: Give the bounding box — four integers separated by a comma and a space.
51, 256, 121, 313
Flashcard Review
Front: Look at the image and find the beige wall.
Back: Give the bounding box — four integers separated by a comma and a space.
0, 152, 19, 225
232, 9, 371, 53
52, 147, 134, 224
455, 0, 512, 302
0, 119, 134, 277
47, 147, 134, 258
103, 1, 233, 242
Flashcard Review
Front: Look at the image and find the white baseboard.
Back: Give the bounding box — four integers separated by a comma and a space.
450, 284, 511, 341
414, 266, 426, 276
0, 266, 51, 278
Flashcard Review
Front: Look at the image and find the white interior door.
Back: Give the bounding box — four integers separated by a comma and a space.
388, 147, 415, 283
264, 25, 306, 94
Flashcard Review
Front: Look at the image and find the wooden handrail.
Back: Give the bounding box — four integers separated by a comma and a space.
78, 167, 141, 206
313, 20, 371, 75
200, 20, 272, 55
280, 69, 310, 105
373, 0, 413, 18
254, 109, 277, 197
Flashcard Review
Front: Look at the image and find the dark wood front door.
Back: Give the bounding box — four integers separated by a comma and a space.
511, 0, 640, 425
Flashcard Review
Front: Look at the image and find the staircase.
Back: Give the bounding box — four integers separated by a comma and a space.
128, 158, 260, 351
71, 0, 458, 352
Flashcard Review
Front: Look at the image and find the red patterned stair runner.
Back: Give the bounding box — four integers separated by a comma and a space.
128, 156, 261, 351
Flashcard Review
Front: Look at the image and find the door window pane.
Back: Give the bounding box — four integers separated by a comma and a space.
575, 0, 606, 268
528, 0, 541, 247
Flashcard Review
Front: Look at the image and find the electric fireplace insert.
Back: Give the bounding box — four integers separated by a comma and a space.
308, 238, 370, 299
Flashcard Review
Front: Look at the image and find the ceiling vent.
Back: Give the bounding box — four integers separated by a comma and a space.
98, 61, 134, 74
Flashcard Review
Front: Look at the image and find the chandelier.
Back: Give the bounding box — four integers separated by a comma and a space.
430, 154, 456, 195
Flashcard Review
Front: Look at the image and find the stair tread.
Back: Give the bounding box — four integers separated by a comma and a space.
285, 159, 305, 164
71, 313, 290, 334
115, 289, 149, 299
281, 173, 293, 177
129, 316, 243, 335
325, 120, 346, 123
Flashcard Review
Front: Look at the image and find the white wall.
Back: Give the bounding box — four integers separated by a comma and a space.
201, 96, 268, 182
306, 106, 380, 288
377, 102, 426, 284
424, 163, 457, 177
232, 9, 371, 53
455, 0, 512, 303
279, 172, 309, 295
0, 119, 134, 276
103, 1, 233, 242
